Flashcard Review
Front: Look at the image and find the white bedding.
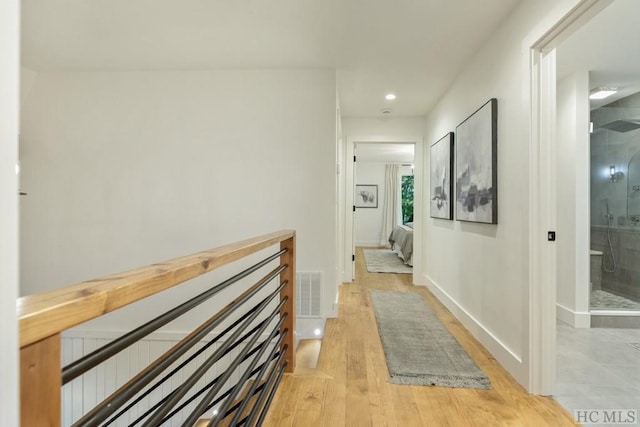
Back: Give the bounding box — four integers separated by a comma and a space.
388, 224, 413, 266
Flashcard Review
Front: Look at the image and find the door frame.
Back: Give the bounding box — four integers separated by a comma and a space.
343, 136, 423, 284
527, 0, 612, 395
0, 0, 20, 423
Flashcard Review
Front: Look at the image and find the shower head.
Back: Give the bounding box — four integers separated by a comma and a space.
599, 119, 640, 133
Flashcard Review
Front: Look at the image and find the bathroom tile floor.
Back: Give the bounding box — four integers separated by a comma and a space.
555, 321, 640, 425
591, 290, 640, 310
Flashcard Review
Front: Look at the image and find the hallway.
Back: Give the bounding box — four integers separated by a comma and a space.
263, 248, 575, 426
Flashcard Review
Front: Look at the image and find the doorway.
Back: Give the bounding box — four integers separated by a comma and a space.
353, 142, 414, 248
527, 0, 615, 396
343, 137, 423, 284
552, 0, 640, 415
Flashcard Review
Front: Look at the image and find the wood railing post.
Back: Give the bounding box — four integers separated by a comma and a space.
279, 235, 296, 373
20, 334, 61, 427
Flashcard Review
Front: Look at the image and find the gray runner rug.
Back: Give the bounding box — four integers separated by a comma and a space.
363, 249, 412, 274
369, 290, 491, 389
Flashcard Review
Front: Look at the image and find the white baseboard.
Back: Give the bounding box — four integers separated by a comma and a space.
421, 274, 527, 387
556, 303, 590, 328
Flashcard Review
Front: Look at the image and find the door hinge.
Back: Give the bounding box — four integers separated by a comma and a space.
547, 231, 556, 241
352, 254, 355, 262
353, 205, 356, 212
353, 155, 356, 162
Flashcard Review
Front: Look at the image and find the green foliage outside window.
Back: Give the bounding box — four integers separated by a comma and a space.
401, 175, 414, 223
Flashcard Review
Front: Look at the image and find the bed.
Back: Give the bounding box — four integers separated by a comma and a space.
388, 223, 414, 266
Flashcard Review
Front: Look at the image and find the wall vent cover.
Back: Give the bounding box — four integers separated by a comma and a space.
296, 272, 323, 318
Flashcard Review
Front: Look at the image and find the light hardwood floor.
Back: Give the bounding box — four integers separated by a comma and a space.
263, 247, 577, 426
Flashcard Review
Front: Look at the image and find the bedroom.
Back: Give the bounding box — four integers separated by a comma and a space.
354, 142, 415, 272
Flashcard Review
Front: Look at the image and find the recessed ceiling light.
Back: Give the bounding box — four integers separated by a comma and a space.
385, 93, 396, 100
589, 87, 618, 100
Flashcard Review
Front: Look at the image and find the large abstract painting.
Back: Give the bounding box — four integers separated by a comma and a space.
430, 132, 454, 219
455, 98, 498, 224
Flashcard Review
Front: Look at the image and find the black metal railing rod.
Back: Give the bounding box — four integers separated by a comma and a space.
105, 310, 271, 427
201, 341, 286, 420
215, 345, 286, 425
224, 336, 286, 427
254, 361, 288, 427
208, 315, 286, 427
174, 331, 285, 426
214, 379, 269, 427
128, 333, 280, 427
218, 317, 288, 427
144, 284, 287, 427
242, 345, 288, 427
166, 351, 281, 427
203, 378, 271, 427
222, 334, 288, 426
73, 265, 287, 427
219, 385, 265, 427
170, 297, 284, 427
179, 296, 288, 427
159, 322, 284, 426
63, 249, 286, 384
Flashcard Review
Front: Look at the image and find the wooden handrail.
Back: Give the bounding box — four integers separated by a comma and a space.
18, 229, 295, 348
18, 230, 296, 427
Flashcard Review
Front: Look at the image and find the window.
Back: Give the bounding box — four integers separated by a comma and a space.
401, 175, 414, 223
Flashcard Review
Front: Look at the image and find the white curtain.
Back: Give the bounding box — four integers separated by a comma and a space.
380, 164, 400, 246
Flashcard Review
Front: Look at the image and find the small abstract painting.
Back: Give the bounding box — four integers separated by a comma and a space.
455, 98, 498, 224
430, 132, 454, 220
355, 184, 378, 208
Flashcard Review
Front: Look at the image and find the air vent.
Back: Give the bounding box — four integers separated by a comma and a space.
296, 272, 323, 317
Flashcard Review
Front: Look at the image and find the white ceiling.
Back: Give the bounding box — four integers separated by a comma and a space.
557, 0, 640, 109
21, 0, 522, 117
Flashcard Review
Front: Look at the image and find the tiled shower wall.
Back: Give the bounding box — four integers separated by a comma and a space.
591, 226, 640, 302
590, 101, 640, 228
591, 92, 640, 303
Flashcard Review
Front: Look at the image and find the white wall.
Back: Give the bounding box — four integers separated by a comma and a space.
421, 0, 583, 388
556, 71, 590, 327
19, 69, 337, 334
340, 116, 424, 281
0, 0, 19, 423
343, 116, 424, 139
355, 162, 386, 246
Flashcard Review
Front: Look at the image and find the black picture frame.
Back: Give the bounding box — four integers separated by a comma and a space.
455, 98, 498, 224
355, 184, 378, 208
430, 132, 455, 220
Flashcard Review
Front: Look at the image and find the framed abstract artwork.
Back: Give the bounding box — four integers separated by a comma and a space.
355, 184, 378, 208
430, 132, 454, 220
455, 98, 498, 224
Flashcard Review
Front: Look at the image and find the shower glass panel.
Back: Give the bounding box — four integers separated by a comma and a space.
590, 93, 640, 310
628, 151, 640, 224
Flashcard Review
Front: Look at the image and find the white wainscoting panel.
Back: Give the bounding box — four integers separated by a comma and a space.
61, 330, 276, 427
